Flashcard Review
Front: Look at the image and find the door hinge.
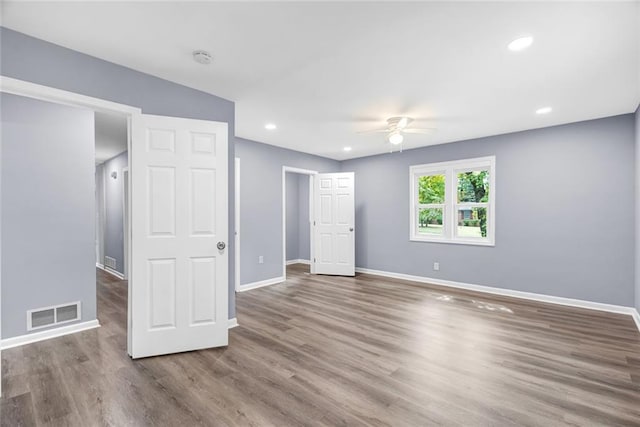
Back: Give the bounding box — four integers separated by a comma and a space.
313, 221, 316, 226
314, 258, 316, 263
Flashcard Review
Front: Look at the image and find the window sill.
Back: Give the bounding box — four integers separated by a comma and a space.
409, 237, 495, 247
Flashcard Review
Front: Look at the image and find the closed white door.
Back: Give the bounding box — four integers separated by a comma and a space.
313, 172, 355, 276
129, 114, 228, 358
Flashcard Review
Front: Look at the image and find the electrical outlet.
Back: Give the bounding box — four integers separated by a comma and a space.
258, 256, 264, 264
433, 262, 440, 271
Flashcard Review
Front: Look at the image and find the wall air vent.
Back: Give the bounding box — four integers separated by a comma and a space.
105, 256, 117, 270
27, 302, 81, 331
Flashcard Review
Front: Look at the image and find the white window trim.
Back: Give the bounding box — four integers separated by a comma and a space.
409, 156, 495, 246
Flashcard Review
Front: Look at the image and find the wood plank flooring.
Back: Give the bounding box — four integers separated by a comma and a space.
2, 264, 640, 426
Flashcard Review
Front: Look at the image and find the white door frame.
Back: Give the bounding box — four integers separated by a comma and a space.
95, 165, 106, 268
122, 166, 130, 280
282, 166, 318, 280
234, 157, 240, 291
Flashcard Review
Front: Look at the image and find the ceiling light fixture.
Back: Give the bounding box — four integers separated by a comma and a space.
388, 131, 404, 145
507, 36, 533, 52
343, 146, 352, 152
265, 123, 277, 130
535, 106, 552, 115
357, 116, 434, 153
192, 50, 213, 65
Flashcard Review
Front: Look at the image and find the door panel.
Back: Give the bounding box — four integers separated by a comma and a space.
148, 167, 176, 236
190, 169, 216, 235
189, 257, 216, 324
313, 172, 355, 276
148, 259, 176, 329
130, 114, 228, 358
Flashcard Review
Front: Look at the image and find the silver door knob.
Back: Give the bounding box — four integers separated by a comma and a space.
217, 241, 226, 250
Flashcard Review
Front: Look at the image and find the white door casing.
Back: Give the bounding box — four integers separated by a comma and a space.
313, 172, 355, 276
129, 114, 228, 358
234, 157, 240, 291
122, 167, 129, 280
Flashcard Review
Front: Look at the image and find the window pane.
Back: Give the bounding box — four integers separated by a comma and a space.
418, 208, 444, 235
457, 170, 489, 203
418, 174, 445, 204
457, 207, 487, 238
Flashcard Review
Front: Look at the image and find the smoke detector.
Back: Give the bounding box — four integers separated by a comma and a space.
193, 50, 213, 65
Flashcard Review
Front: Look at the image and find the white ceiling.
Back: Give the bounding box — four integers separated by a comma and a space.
95, 111, 127, 165
3, 1, 639, 160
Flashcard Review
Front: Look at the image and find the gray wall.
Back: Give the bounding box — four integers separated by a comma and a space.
285, 173, 300, 261
102, 151, 128, 274
1, 93, 96, 339
298, 175, 311, 261
341, 114, 636, 307
1, 27, 237, 318
285, 174, 311, 262
235, 138, 340, 285
636, 105, 640, 312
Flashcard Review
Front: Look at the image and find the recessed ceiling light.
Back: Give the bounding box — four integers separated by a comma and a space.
192, 50, 213, 65
508, 36, 533, 52
343, 146, 352, 152
265, 123, 277, 130
535, 106, 552, 115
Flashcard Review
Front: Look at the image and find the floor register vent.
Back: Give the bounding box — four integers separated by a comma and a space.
27, 301, 81, 331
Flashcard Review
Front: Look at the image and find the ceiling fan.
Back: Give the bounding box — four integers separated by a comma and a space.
358, 116, 435, 150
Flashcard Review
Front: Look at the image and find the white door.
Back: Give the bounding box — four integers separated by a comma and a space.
129, 114, 228, 358
313, 172, 355, 276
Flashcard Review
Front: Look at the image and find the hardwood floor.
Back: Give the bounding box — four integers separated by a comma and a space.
2, 264, 640, 426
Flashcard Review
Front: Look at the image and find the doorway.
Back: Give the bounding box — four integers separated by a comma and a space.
282, 166, 317, 280
1, 77, 230, 361
95, 111, 129, 282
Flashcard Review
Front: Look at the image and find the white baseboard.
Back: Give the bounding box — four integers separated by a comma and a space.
286, 259, 311, 265
631, 309, 640, 332
105, 267, 125, 280
97, 263, 125, 280
1, 316, 236, 350
1, 319, 100, 350
237, 276, 285, 292
355, 267, 640, 332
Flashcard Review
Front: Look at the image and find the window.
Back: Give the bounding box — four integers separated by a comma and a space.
410, 156, 495, 245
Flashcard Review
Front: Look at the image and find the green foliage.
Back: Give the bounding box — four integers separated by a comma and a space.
458, 171, 489, 237
419, 208, 442, 226
457, 171, 489, 203
462, 219, 480, 227
418, 175, 445, 204
417, 171, 490, 237
417, 175, 444, 228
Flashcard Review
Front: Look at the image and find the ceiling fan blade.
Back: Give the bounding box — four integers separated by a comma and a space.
404, 128, 436, 134
356, 128, 390, 134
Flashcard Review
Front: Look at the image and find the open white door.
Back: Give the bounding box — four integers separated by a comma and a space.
129, 114, 228, 358
313, 172, 355, 276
